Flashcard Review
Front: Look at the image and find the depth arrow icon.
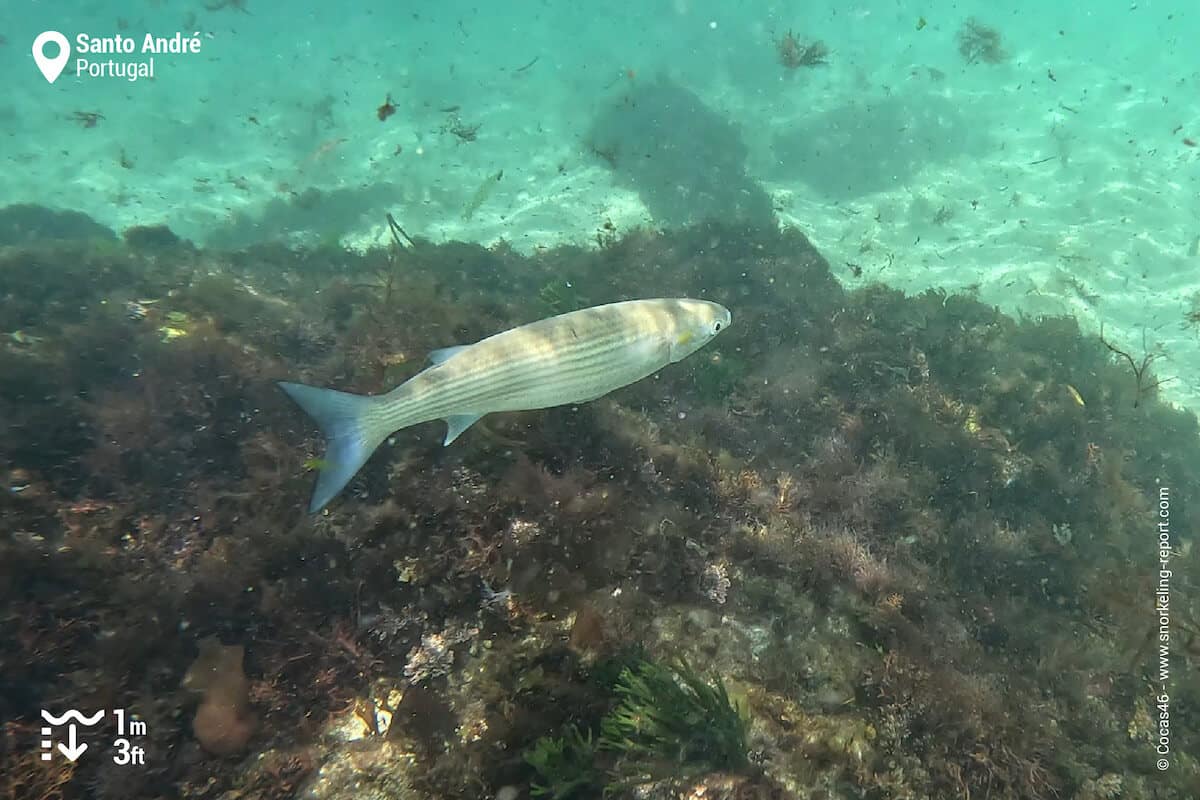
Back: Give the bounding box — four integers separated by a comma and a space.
57, 725, 87, 761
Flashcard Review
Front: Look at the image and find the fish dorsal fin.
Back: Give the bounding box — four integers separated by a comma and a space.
428, 345, 470, 365
443, 413, 483, 445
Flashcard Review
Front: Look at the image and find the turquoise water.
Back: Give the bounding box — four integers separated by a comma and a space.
2, 2, 1199, 798
4, 0, 1198, 406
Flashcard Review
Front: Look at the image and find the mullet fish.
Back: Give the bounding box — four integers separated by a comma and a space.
280, 297, 731, 512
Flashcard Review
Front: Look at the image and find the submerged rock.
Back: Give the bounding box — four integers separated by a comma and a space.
123, 223, 189, 250
299, 738, 420, 800
0, 203, 116, 245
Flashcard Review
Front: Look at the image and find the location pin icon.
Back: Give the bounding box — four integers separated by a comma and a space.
32, 31, 71, 84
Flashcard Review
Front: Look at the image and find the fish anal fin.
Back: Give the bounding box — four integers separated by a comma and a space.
444, 413, 484, 445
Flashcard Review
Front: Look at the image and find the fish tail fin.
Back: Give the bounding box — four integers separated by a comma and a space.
278, 381, 392, 513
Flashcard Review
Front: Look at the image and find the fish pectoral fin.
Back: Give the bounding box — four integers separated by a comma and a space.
443, 413, 484, 445
428, 345, 470, 365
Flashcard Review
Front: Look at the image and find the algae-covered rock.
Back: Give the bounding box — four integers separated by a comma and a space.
299, 738, 420, 800
1, 222, 1198, 800
0, 203, 116, 245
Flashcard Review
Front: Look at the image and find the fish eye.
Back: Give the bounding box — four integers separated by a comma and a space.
713, 321, 722, 332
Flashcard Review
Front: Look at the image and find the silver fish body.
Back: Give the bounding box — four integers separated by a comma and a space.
280, 298, 730, 511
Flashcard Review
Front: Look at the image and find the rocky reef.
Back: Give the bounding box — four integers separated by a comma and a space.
0, 205, 1197, 799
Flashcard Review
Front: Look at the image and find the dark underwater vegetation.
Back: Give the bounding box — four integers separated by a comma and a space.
1, 203, 1198, 800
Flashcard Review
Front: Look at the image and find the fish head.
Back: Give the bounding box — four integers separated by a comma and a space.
667, 299, 731, 362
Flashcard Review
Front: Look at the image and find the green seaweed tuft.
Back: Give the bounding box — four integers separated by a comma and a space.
524, 725, 602, 799
599, 657, 749, 787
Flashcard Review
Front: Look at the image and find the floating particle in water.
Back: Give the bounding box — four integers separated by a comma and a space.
377, 93, 397, 122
